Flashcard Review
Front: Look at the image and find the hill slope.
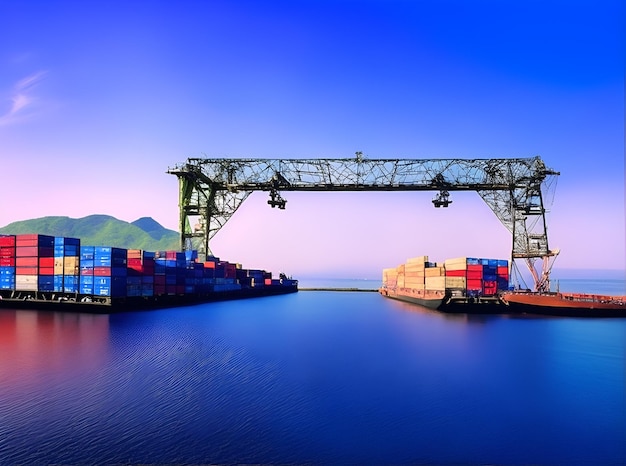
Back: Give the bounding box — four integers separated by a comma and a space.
0, 215, 180, 251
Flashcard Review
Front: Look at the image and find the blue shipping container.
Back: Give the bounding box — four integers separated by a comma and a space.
81, 246, 95, 260
64, 275, 79, 293
0, 266, 15, 276
54, 275, 64, 292
38, 276, 55, 292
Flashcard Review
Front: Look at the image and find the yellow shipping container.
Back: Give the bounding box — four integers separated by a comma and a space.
445, 276, 467, 289
425, 267, 445, 277
54, 258, 64, 275
425, 276, 446, 291
406, 255, 428, 264
444, 257, 468, 270
404, 263, 426, 272
404, 271, 425, 278
64, 256, 80, 275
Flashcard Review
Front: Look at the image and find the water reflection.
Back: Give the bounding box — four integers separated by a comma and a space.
0, 309, 110, 389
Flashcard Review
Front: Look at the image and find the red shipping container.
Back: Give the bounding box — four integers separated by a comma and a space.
497, 266, 509, 277
81, 267, 94, 276
466, 270, 483, 280
203, 261, 216, 269
93, 267, 112, 276
15, 235, 38, 246
16, 257, 38, 267
16, 267, 38, 275
16, 234, 39, 241
0, 246, 15, 257
0, 236, 16, 247
467, 264, 482, 272
15, 246, 38, 257
0, 257, 15, 266
128, 258, 143, 266
445, 269, 466, 277
39, 257, 54, 268
467, 279, 483, 291
483, 280, 498, 296
39, 267, 54, 275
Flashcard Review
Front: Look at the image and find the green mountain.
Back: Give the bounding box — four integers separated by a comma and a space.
0, 215, 180, 251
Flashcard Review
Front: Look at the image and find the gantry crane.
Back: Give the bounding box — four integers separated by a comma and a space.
167, 154, 559, 292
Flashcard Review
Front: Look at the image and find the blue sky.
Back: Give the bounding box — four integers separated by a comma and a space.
1, 0, 623, 278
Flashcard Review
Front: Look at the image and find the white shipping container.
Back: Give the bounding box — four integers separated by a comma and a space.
15, 274, 38, 291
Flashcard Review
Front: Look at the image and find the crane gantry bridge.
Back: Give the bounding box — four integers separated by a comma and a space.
167, 154, 560, 292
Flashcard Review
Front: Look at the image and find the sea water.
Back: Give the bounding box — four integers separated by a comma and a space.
0, 278, 624, 465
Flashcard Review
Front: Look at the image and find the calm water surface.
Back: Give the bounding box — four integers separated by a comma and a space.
1, 282, 625, 465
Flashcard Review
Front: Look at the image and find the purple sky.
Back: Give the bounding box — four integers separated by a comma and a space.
0, 0, 623, 278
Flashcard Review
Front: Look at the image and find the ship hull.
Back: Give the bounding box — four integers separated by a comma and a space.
0, 284, 298, 314
380, 288, 508, 314
380, 288, 444, 310
500, 292, 626, 318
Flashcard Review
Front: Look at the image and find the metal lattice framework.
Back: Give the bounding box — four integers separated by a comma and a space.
167, 154, 560, 291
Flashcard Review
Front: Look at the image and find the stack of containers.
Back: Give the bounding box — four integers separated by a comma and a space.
214, 261, 241, 292
184, 250, 199, 294
466, 258, 483, 296
175, 251, 186, 294
80, 246, 95, 294
154, 251, 186, 295
126, 249, 156, 297
53, 237, 80, 293
200, 256, 218, 293
424, 261, 446, 291
0, 235, 16, 290
444, 257, 471, 295
245, 269, 266, 288
481, 258, 498, 296
93, 247, 127, 297
154, 251, 167, 295
15, 234, 54, 292
126, 249, 143, 297
404, 256, 428, 290
496, 260, 509, 291
382, 267, 398, 289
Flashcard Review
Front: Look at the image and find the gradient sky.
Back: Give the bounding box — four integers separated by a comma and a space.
1, 0, 624, 279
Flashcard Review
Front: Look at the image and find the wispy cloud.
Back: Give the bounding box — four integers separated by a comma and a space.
0, 70, 48, 126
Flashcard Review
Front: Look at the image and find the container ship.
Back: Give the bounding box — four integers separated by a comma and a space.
500, 291, 626, 318
379, 255, 510, 313
0, 234, 297, 313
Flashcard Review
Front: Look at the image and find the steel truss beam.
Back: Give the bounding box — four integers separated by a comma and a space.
167, 155, 559, 292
